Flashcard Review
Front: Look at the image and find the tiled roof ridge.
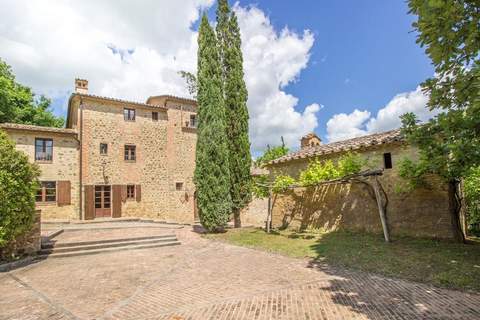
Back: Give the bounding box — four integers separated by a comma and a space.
72, 93, 166, 109
146, 94, 197, 105
0, 122, 77, 134
269, 128, 403, 165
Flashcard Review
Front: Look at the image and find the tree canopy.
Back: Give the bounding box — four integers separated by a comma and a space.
0, 58, 64, 128
217, 0, 252, 227
255, 138, 289, 167
402, 0, 480, 241
194, 14, 232, 232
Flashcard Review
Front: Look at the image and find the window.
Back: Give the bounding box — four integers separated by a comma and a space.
124, 108, 136, 121
36, 181, 56, 202
152, 112, 158, 121
176, 182, 184, 191
189, 114, 197, 128
35, 138, 53, 161
124, 145, 136, 161
127, 185, 135, 199
383, 152, 393, 169
100, 143, 108, 155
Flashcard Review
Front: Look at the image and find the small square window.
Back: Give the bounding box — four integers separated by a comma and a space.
124, 108, 135, 121
176, 182, 184, 191
124, 145, 136, 161
189, 114, 197, 128
35, 138, 53, 161
127, 185, 135, 199
152, 112, 158, 121
383, 153, 393, 169
100, 143, 108, 155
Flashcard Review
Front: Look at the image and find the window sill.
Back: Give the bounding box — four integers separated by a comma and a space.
124, 120, 136, 122
35, 202, 57, 206
124, 160, 136, 163
35, 160, 53, 164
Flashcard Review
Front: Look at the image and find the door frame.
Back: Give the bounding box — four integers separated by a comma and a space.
94, 185, 112, 218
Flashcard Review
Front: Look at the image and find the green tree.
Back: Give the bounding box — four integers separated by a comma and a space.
464, 167, 480, 235
0, 58, 64, 128
0, 130, 39, 251
255, 137, 289, 167
178, 71, 197, 98
217, 0, 252, 227
194, 14, 232, 232
401, 0, 480, 241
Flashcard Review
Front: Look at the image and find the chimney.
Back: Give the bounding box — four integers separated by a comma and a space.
75, 78, 88, 94
301, 132, 322, 149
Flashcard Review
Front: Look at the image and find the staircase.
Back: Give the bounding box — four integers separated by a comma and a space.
39, 234, 180, 258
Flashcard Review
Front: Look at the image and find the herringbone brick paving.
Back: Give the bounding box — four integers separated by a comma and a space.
1, 224, 479, 320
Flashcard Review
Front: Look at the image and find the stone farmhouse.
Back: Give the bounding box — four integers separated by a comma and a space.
264, 131, 464, 239
1, 79, 198, 223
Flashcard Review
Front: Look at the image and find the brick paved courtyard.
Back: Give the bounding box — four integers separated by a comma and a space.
1, 224, 480, 320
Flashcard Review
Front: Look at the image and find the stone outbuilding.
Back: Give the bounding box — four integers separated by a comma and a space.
264, 130, 464, 239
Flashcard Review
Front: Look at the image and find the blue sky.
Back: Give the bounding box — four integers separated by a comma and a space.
3, 0, 435, 153
231, 0, 433, 140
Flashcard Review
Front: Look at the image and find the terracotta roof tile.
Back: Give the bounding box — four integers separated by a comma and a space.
146, 95, 197, 106
0, 123, 77, 135
269, 129, 403, 165
72, 93, 167, 109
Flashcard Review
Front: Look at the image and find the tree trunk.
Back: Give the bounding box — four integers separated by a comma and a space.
233, 208, 241, 228
448, 180, 466, 243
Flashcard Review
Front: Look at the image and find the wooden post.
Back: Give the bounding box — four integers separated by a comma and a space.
372, 176, 390, 242
266, 188, 272, 233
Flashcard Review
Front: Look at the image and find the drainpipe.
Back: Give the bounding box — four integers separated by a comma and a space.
79, 98, 84, 220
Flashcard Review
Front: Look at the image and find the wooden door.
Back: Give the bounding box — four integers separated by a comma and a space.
95, 185, 111, 218
112, 185, 122, 218
84, 185, 95, 220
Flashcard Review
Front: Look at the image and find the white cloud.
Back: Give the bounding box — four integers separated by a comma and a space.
234, 4, 319, 153
0, 0, 319, 154
0, 0, 213, 102
326, 109, 371, 142
326, 86, 435, 142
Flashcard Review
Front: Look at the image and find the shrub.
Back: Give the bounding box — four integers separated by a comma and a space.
464, 167, 480, 235
272, 175, 295, 193
252, 175, 269, 198
299, 160, 340, 186
0, 130, 39, 247
337, 152, 365, 177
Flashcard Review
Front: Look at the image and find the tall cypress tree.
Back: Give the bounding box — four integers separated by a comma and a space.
217, 0, 252, 227
194, 14, 232, 232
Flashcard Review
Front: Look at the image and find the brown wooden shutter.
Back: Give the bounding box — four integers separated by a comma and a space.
121, 185, 127, 202
84, 185, 94, 220
112, 185, 122, 218
57, 181, 71, 206
136, 185, 141, 202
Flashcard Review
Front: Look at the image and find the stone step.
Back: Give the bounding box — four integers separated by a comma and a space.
40, 236, 178, 254
42, 234, 176, 249
37, 241, 181, 259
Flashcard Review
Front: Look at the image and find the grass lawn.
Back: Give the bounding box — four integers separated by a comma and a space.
205, 228, 480, 291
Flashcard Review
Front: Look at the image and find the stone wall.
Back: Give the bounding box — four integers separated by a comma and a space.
0, 210, 41, 260
77, 97, 197, 223
240, 197, 269, 227
5, 130, 80, 220
267, 143, 456, 239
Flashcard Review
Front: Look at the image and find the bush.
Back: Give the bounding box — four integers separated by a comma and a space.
252, 175, 269, 198
337, 152, 365, 177
465, 167, 480, 235
272, 175, 296, 193
0, 130, 39, 247
299, 160, 339, 186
